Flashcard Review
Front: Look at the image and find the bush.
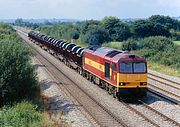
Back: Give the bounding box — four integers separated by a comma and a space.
138, 36, 174, 51
0, 101, 51, 127
0, 24, 38, 105
128, 36, 180, 69
122, 39, 139, 51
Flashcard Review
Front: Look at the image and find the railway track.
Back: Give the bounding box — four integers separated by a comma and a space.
16, 27, 180, 127
148, 72, 180, 87
16, 28, 128, 127
148, 72, 180, 103
120, 99, 180, 127
120, 100, 160, 127
129, 100, 180, 127
137, 99, 180, 127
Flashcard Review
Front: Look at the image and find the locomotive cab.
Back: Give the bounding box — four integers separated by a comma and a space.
117, 54, 147, 97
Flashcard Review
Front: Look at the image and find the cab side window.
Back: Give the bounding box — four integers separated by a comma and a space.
112, 63, 117, 72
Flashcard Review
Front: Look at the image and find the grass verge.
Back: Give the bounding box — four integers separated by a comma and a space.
0, 101, 53, 127
147, 61, 180, 77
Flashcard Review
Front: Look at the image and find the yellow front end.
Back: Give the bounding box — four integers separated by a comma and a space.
117, 73, 147, 88
116, 73, 147, 97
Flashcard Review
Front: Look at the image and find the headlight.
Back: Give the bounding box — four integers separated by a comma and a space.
140, 82, 147, 86
119, 82, 126, 86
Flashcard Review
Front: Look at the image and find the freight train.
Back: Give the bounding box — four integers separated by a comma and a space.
28, 31, 147, 98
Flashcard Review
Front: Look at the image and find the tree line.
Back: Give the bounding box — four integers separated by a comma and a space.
13, 15, 180, 72
16, 15, 180, 45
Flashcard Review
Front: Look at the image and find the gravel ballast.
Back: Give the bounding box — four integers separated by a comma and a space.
32, 57, 94, 127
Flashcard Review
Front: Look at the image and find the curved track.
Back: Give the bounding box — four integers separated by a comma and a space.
16, 28, 128, 127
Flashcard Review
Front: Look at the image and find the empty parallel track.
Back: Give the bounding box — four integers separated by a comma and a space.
120, 99, 180, 127
148, 83, 180, 102
148, 72, 180, 91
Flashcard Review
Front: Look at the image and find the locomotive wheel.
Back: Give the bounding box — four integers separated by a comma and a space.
90, 75, 93, 82
113, 88, 117, 98
105, 84, 109, 91
82, 71, 86, 77
108, 87, 112, 95
79, 68, 83, 75
86, 72, 89, 80
92, 76, 96, 84
113, 91, 117, 98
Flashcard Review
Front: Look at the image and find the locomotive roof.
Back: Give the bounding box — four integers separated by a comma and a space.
85, 45, 145, 62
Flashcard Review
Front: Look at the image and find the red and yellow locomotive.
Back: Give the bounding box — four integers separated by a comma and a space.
83, 45, 147, 97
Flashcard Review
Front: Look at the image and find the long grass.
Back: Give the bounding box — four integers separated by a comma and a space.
174, 41, 180, 45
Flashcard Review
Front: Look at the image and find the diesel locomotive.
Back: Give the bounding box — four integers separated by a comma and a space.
28, 31, 147, 98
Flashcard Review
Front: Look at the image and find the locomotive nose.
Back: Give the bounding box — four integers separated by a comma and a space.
118, 73, 147, 88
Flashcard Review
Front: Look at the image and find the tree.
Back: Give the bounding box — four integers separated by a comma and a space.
149, 15, 179, 30
69, 28, 80, 40
81, 25, 109, 45
132, 20, 170, 38
101, 16, 131, 41
80, 20, 100, 34
15, 18, 24, 26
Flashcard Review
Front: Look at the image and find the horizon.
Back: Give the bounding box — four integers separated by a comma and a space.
0, 16, 179, 21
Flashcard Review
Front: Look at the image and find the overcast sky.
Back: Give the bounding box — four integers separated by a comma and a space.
0, 0, 180, 20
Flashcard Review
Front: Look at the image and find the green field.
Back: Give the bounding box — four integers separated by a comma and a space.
174, 41, 180, 45
102, 41, 122, 49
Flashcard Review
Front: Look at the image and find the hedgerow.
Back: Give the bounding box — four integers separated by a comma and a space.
0, 23, 38, 105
